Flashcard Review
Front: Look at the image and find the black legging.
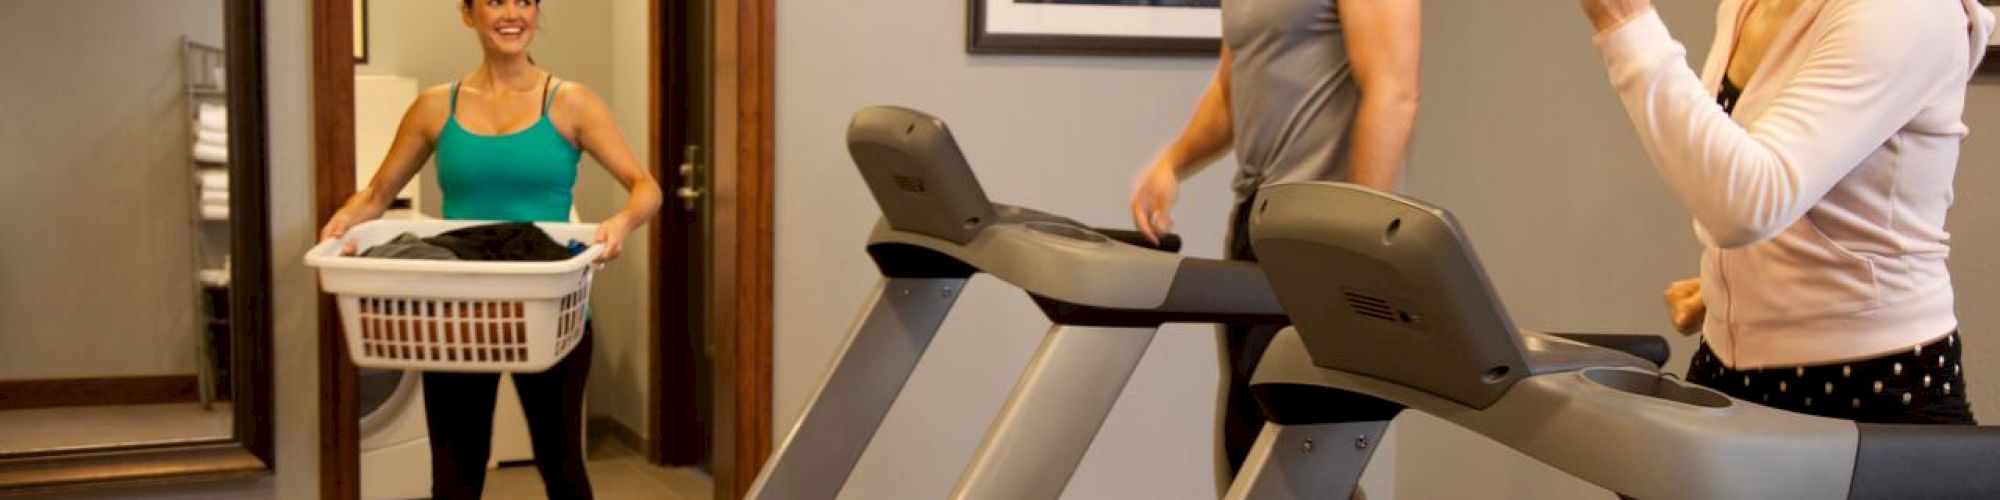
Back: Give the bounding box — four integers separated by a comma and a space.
1688, 331, 1975, 425
1220, 197, 1281, 476
424, 327, 594, 499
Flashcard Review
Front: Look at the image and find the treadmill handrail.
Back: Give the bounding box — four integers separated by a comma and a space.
1092, 227, 1182, 253
866, 217, 1285, 322
1542, 332, 1671, 367
867, 218, 1183, 310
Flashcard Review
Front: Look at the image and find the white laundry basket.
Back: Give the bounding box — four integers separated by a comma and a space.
305, 219, 603, 372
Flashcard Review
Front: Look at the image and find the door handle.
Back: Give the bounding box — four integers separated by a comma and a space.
675, 145, 702, 212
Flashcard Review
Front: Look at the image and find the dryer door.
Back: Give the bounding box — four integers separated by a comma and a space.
358, 368, 424, 449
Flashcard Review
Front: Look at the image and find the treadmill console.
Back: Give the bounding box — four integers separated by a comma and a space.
1249, 182, 1532, 409
848, 106, 998, 245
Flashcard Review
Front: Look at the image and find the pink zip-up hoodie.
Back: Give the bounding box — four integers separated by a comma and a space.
1594, 0, 1995, 369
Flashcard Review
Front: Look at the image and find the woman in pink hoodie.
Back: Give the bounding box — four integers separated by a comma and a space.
1579, 0, 1992, 424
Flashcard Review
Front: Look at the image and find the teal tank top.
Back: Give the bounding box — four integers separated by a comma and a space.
435, 78, 582, 222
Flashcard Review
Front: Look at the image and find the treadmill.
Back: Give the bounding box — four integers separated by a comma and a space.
747, 106, 1671, 500
1241, 181, 2000, 500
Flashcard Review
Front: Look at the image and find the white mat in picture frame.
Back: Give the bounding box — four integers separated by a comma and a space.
968, 0, 1221, 55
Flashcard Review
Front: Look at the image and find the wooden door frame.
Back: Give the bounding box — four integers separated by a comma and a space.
310, 0, 777, 498
309, 0, 358, 497
711, 0, 776, 497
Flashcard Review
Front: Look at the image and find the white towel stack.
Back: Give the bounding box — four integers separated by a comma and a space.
193, 103, 229, 163
198, 167, 229, 220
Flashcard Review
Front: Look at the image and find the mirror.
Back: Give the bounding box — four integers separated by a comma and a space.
0, 0, 270, 491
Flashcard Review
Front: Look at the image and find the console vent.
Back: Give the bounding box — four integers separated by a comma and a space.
1346, 290, 1398, 322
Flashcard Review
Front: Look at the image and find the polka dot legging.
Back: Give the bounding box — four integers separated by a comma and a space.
1687, 331, 1976, 425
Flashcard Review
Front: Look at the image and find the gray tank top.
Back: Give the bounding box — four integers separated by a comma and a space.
1223, 0, 1358, 200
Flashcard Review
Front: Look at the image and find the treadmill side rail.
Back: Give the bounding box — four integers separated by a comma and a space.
746, 277, 966, 500
1225, 421, 1389, 500
1259, 329, 1860, 500
950, 324, 1161, 500
1849, 423, 2000, 500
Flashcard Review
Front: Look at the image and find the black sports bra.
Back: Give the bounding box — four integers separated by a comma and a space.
1718, 76, 1743, 116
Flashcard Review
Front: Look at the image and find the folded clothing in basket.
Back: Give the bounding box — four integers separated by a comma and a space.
429, 222, 577, 261
360, 233, 460, 260
359, 222, 581, 262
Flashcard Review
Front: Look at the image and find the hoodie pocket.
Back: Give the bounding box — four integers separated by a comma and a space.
1730, 215, 1882, 326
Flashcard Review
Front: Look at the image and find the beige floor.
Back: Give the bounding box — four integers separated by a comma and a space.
484, 441, 715, 500
0, 402, 233, 455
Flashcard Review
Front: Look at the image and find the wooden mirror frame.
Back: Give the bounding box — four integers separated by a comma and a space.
0, 0, 275, 494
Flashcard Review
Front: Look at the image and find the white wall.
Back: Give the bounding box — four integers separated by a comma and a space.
601, 0, 657, 444
0, 0, 223, 380
355, 0, 653, 437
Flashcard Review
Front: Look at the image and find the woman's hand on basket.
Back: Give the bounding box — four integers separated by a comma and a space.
319, 205, 380, 256
594, 214, 634, 263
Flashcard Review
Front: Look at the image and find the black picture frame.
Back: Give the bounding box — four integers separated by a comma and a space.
966, 0, 1221, 56
0, 0, 273, 493
1982, 1, 2000, 70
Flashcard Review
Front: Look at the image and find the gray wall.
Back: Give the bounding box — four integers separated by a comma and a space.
1407, 1, 1712, 341
94, 0, 323, 496
1388, 2, 1715, 497
86, 1, 2000, 499
356, 0, 654, 438
1396, 3, 2000, 496
770, 0, 1970, 499
0, 0, 224, 380
1401, 4, 2000, 398
774, 0, 1270, 498
1953, 77, 2000, 427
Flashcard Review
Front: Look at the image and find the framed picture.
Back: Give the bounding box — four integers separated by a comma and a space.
967, 0, 1222, 56
353, 0, 369, 63
1985, 1, 2000, 67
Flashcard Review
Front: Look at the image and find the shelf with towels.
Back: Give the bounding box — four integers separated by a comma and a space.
199, 268, 230, 287
197, 165, 229, 220
182, 37, 229, 409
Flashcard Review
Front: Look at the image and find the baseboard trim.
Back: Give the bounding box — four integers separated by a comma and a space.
586, 415, 647, 457
0, 375, 207, 411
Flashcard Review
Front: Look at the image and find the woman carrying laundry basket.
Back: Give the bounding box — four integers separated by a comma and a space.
316, 0, 662, 498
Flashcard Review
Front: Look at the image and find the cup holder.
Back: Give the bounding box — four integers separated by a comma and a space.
1581, 368, 1733, 409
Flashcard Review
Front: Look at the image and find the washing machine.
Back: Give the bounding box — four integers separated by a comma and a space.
358, 368, 536, 499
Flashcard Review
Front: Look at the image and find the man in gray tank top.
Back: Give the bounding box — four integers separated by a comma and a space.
1127, 0, 1422, 482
